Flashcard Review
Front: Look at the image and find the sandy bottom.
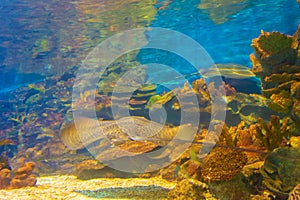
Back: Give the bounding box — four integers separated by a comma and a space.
0, 175, 176, 200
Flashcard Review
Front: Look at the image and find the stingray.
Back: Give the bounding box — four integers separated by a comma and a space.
60, 116, 195, 150
60, 116, 268, 159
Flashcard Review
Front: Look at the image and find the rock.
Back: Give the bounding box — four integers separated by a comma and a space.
167, 178, 211, 200
0, 155, 11, 171
14, 162, 35, 178
242, 161, 264, 192
261, 147, 300, 199
208, 173, 253, 200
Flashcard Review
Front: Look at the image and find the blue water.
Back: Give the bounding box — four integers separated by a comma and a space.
141, 0, 300, 67
0, 0, 299, 93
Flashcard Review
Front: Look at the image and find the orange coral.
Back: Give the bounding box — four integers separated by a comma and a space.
9, 162, 37, 189
0, 161, 37, 189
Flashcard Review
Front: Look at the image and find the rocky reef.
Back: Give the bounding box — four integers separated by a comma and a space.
0, 160, 37, 189
261, 147, 300, 199
250, 26, 300, 126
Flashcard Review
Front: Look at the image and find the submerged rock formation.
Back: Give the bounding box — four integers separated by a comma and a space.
261, 147, 300, 199
250, 26, 300, 127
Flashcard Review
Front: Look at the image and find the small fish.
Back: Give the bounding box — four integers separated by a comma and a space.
174, 164, 180, 179
190, 148, 201, 165
146, 91, 176, 109
0, 139, 14, 147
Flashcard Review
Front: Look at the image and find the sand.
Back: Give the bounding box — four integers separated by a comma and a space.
0, 175, 176, 200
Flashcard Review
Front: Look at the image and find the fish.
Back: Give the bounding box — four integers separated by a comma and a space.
60, 116, 197, 148
60, 116, 268, 157
144, 63, 261, 94
60, 117, 105, 150
0, 139, 14, 147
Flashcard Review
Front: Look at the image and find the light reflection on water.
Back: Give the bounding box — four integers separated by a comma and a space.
0, 0, 299, 79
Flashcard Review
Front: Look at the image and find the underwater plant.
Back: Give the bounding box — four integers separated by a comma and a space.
9, 106, 38, 153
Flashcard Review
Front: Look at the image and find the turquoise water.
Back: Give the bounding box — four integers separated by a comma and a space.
0, 0, 299, 93
139, 0, 300, 68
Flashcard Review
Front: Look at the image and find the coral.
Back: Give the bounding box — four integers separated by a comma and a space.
167, 178, 210, 200
9, 162, 37, 189
200, 147, 248, 182
216, 121, 259, 149
289, 183, 300, 200
290, 136, 300, 148
129, 84, 157, 117
291, 81, 300, 124
0, 161, 37, 189
250, 27, 300, 128
253, 31, 293, 56
0, 169, 11, 189
269, 90, 293, 114
261, 147, 300, 198
251, 31, 297, 74
255, 115, 296, 152
191, 78, 212, 107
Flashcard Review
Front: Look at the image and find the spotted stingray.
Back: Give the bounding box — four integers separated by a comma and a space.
60, 116, 195, 150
